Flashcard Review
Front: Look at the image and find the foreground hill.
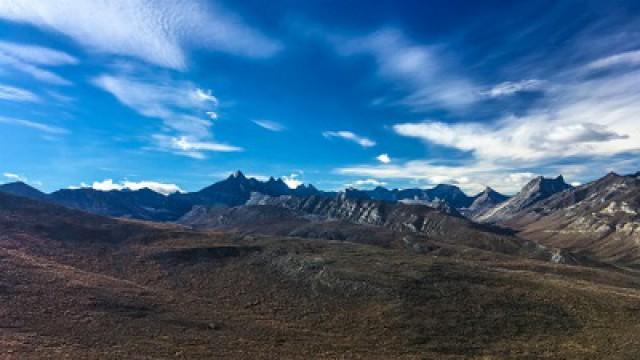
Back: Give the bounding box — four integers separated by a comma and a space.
2, 192, 640, 358
509, 172, 640, 266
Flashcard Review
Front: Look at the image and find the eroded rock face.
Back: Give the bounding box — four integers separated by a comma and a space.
240, 192, 566, 262
246, 192, 465, 231
461, 187, 509, 219
474, 176, 572, 224
512, 173, 640, 265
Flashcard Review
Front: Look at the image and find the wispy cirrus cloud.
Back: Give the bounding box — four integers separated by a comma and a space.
152, 135, 242, 159
327, 27, 479, 111
483, 79, 546, 98
0, 84, 39, 102
0, 115, 68, 134
253, 119, 285, 132
93, 72, 241, 158
0, 0, 281, 70
586, 49, 640, 70
323, 130, 375, 148
0, 40, 77, 85
92, 74, 218, 131
392, 63, 639, 163
340, 47, 640, 193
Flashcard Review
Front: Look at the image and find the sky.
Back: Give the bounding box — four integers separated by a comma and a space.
1, 0, 640, 195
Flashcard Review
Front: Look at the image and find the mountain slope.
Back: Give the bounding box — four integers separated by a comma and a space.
474, 175, 572, 223
0, 181, 47, 200
513, 172, 640, 266
182, 192, 577, 262
3, 192, 640, 358
49, 187, 180, 221
461, 187, 509, 218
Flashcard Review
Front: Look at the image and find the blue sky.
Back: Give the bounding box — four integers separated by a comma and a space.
1, 0, 640, 195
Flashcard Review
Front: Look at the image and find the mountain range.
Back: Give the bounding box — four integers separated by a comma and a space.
0, 170, 503, 221
3, 169, 640, 267
3, 177, 640, 358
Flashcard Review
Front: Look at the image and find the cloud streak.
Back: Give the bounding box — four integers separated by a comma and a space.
0, 0, 280, 70
0, 116, 67, 134
323, 130, 375, 147
0, 84, 39, 102
341, 48, 640, 192
93, 72, 241, 158
484, 79, 545, 98
3, 172, 27, 182
253, 119, 285, 132
0, 40, 77, 85
329, 27, 479, 111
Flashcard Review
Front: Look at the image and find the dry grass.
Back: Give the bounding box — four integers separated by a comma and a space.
2, 193, 640, 359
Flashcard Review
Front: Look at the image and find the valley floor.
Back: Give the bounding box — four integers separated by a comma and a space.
3, 226, 640, 359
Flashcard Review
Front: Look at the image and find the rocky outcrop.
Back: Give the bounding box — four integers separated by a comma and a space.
461, 187, 509, 219
513, 172, 640, 265
474, 176, 571, 224
237, 192, 566, 261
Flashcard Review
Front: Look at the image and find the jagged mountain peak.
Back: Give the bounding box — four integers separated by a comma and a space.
476, 186, 509, 201
230, 170, 246, 179
522, 175, 571, 194
473, 175, 571, 224
340, 188, 371, 200
482, 186, 497, 194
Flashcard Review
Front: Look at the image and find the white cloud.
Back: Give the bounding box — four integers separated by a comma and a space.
393, 120, 628, 163
0, 40, 77, 85
323, 130, 375, 147
253, 119, 285, 132
0, 0, 281, 70
3, 172, 27, 182
586, 49, 640, 70
0, 116, 68, 134
0, 40, 77, 66
346, 178, 387, 188
336, 160, 540, 194
121, 180, 183, 195
92, 74, 217, 128
152, 135, 242, 159
484, 79, 545, 97
93, 73, 241, 158
340, 54, 640, 193
376, 153, 391, 164
282, 173, 303, 189
0, 84, 39, 102
82, 179, 183, 195
330, 28, 478, 111
194, 88, 218, 104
